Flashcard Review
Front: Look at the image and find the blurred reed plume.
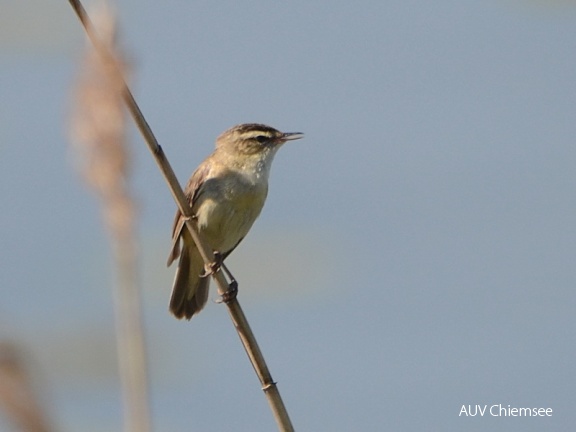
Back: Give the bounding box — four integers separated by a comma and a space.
69, 4, 151, 432
0, 342, 53, 432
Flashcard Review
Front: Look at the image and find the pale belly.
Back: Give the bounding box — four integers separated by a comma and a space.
193, 182, 267, 254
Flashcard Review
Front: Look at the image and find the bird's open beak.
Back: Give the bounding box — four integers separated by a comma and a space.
281, 132, 304, 141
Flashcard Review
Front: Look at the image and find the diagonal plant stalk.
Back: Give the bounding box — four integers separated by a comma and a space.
68, 1, 294, 431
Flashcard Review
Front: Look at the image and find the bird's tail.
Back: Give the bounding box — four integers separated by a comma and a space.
169, 245, 210, 320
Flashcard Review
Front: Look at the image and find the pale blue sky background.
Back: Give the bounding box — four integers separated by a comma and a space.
1, 1, 576, 431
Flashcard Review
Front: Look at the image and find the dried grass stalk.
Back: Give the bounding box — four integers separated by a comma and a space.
69, 4, 151, 432
0, 342, 53, 432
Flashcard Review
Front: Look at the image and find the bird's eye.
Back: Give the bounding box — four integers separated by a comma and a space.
254, 135, 268, 144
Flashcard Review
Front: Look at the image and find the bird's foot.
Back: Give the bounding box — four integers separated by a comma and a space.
216, 262, 239, 304
202, 253, 239, 304
217, 280, 239, 304
200, 251, 224, 278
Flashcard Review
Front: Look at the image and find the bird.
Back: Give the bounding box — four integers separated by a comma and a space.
167, 123, 304, 319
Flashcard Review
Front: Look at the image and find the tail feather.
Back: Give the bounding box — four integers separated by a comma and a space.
169, 246, 210, 320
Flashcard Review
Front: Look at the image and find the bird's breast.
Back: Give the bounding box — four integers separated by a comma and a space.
194, 171, 268, 253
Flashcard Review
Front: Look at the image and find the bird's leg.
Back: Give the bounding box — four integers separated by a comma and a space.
212, 261, 238, 304
200, 251, 225, 278
202, 252, 238, 304
219, 263, 238, 303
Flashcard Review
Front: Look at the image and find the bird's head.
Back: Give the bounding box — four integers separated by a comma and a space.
216, 123, 303, 156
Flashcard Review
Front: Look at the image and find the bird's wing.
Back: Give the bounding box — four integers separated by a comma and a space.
166, 162, 211, 266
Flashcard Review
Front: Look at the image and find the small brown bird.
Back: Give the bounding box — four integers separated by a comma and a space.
167, 123, 303, 319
